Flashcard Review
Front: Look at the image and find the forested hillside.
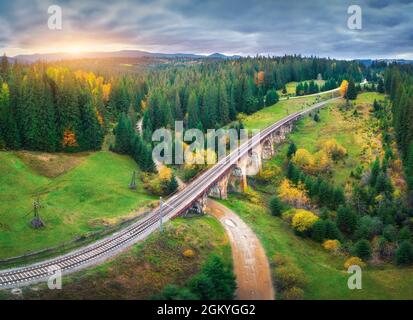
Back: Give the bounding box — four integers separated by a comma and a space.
0, 58, 108, 152
0, 54, 363, 156
141, 56, 363, 136
384, 64, 413, 205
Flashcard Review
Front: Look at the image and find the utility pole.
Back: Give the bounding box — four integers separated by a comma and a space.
129, 171, 137, 190
31, 197, 45, 229
34, 198, 40, 219
159, 197, 163, 233
158, 198, 176, 233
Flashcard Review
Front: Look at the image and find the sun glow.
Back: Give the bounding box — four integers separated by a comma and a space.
67, 47, 83, 54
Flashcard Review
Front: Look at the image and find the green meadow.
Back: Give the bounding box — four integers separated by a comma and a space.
0, 151, 156, 260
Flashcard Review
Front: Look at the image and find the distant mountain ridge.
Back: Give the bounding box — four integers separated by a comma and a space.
8, 50, 242, 63
357, 59, 413, 67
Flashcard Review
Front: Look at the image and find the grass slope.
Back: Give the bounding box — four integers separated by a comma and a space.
220, 92, 413, 299
222, 196, 413, 299
0, 216, 231, 300
243, 96, 318, 130
0, 151, 156, 259
272, 92, 386, 186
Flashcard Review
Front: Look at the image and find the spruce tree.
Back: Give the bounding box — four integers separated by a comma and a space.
187, 91, 200, 130
0, 54, 9, 81
377, 78, 385, 93
114, 113, 134, 154
287, 142, 297, 159
78, 91, 104, 150
266, 89, 279, 106
370, 158, 381, 187
174, 91, 183, 121
354, 239, 372, 260
311, 220, 327, 242
0, 82, 20, 149
218, 81, 230, 125
35, 76, 58, 151
396, 241, 413, 265
346, 80, 358, 100
336, 205, 357, 235
269, 196, 283, 216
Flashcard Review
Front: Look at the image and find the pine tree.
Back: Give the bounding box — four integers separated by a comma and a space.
229, 84, 237, 121
287, 142, 297, 159
218, 81, 230, 125
266, 89, 279, 106
396, 241, 413, 265
174, 91, 183, 120
336, 205, 357, 235
406, 142, 413, 189
287, 162, 300, 183
332, 187, 345, 209
206, 84, 218, 128
324, 219, 342, 241
318, 181, 331, 207
114, 113, 134, 154
375, 172, 393, 195
0, 82, 20, 149
54, 73, 81, 150
141, 143, 156, 172
18, 70, 43, 150
370, 158, 381, 187
346, 80, 358, 100
196, 254, 236, 300
187, 91, 201, 130
0, 54, 9, 81
77, 90, 104, 150
354, 239, 372, 260
311, 220, 327, 242
35, 76, 58, 151
243, 79, 258, 114
269, 196, 283, 216
377, 78, 385, 93
163, 174, 179, 195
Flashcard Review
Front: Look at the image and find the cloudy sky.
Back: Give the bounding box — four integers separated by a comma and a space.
0, 0, 412, 59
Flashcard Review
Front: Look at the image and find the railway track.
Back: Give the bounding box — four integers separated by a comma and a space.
0, 95, 340, 288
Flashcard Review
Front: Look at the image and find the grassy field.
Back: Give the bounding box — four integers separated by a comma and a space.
243, 95, 319, 130
277, 80, 326, 97
270, 92, 387, 186
221, 195, 413, 299
0, 151, 157, 260
0, 216, 231, 300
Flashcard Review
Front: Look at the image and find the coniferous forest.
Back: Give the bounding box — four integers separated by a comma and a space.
0, 55, 363, 172
384, 64, 413, 206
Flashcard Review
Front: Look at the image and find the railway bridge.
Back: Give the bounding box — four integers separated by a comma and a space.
0, 94, 340, 288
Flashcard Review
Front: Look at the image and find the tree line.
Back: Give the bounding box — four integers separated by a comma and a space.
141, 56, 363, 136
0, 54, 363, 173
384, 64, 413, 205
0, 56, 107, 152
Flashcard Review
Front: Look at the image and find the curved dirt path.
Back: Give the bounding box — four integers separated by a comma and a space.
206, 199, 274, 300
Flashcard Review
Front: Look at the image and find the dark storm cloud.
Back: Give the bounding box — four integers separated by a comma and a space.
0, 0, 412, 58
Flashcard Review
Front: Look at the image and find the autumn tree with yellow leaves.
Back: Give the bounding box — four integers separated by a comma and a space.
278, 178, 310, 208
320, 139, 347, 161
291, 209, 319, 234
340, 80, 349, 97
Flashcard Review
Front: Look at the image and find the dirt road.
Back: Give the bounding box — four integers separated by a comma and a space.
206, 199, 274, 300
